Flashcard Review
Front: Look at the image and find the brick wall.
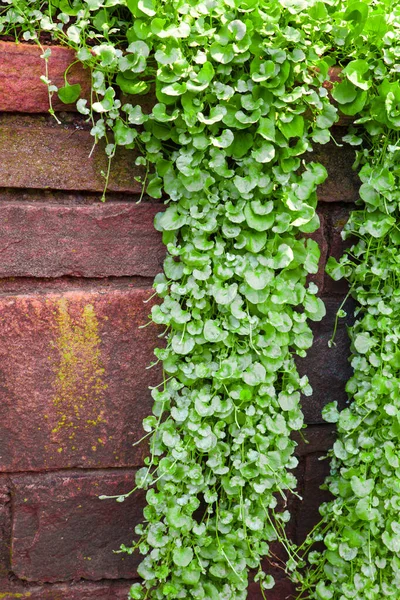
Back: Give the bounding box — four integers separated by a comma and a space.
0, 43, 357, 599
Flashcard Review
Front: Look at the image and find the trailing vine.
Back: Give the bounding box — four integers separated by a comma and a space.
3, 0, 400, 599
291, 3, 400, 599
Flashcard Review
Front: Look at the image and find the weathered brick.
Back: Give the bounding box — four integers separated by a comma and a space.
248, 578, 295, 600
295, 453, 332, 544
305, 209, 328, 294
0, 42, 91, 113
0, 580, 132, 599
311, 130, 360, 202
0, 478, 10, 578
298, 297, 354, 424
0, 42, 156, 115
0, 202, 164, 278
0, 115, 143, 193
11, 470, 144, 582
324, 204, 354, 295
0, 284, 161, 471
294, 424, 336, 457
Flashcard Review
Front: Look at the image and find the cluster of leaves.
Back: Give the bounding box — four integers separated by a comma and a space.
2, 0, 339, 597
293, 3, 400, 599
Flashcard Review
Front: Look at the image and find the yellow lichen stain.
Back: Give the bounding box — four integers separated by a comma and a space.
0, 594, 31, 599
50, 299, 108, 452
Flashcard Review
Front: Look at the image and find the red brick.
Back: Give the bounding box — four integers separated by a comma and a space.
294, 425, 336, 457
305, 210, 328, 294
298, 297, 353, 424
248, 577, 295, 600
311, 130, 360, 202
0, 202, 164, 278
0, 479, 10, 578
11, 470, 145, 582
0, 42, 91, 113
324, 205, 354, 295
295, 454, 332, 544
0, 580, 132, 599
0, 284, 160, 471
0, 115, 143, 193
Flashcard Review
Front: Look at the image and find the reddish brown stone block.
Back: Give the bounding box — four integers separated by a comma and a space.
324, 204, 354, 295
0, 202, 164, 278
0, 42, 91, 113
0, 115, 143, 193
298, 297, 353, 424
295, 454, 332, 544
0, 478, 11, 578
248, 578, 295, 600
0, 580, 132, 599
0, 284, 161, 471
294, 425, 336, 457
11, 470, 145, 582
305, 210, 328, 294
311, 130, 360, 202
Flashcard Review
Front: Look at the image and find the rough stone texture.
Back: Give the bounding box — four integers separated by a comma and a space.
295, 453, 332, 544
248, 578, 295, 600
0, 42, 91, 113
0, 478, 11, 578
0, 202, 164, 278
0, 579, 132, 599
312, 130, 360, 202
11, 470, 144, 582
0, 115, 143, 193
294, 424, 336, 457
0, 285, 161, 472
305, 209, 328, 294
324, 204, 354, 295
298, 297, 354, 424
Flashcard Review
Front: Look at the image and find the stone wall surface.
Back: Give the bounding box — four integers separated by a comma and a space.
0, 42, 356, 599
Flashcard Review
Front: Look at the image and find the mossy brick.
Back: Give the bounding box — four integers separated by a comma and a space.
0, 285, 161, 471
0, 42, 91, 113
0, 202, 164, 278
0, 581, 132, 599
298, 297, 354, 424
10, 470, 145, 582
0, 115, 143, 193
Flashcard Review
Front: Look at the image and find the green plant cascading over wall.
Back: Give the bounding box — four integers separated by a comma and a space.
2, 1, 400, 599
290, 4, 400, 599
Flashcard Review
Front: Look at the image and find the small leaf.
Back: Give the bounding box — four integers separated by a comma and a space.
58, 83, 81, 104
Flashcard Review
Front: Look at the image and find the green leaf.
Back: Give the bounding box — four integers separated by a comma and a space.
251, 143, 275, 163
171, 334, 195, 355
257, 117, 275, 141
354, 333, 373, 354
316, 581, 333, 600
322, 402, 340, 423
173, 547, 194, 567
332, 80, 358, 104
304, 295, 326, 322
350, 476, 374, 498
116, 74, 150, 95
57, 83, 81, 104
342, 59, 371, 91
278, 115, 304, 139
